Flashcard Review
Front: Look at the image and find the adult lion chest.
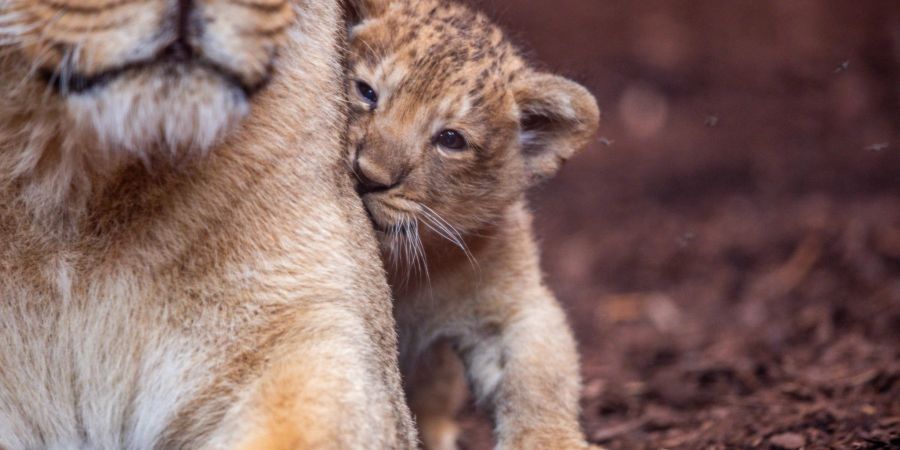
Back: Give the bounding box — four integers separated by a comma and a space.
0, 194, 283, 449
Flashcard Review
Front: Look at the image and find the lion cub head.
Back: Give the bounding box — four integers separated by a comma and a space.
347, 0, 599, 255
0, 0, 293, 162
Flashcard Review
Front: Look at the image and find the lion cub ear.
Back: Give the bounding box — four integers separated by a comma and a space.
513, 71, 600, 183
345, 0, 393, 24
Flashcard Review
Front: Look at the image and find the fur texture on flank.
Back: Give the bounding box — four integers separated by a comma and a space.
0, 0, 415, 448
344, 0, 601, 448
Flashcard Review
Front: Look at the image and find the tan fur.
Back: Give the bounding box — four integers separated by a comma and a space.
0, 1, 415, 448
345, 0, 601, 448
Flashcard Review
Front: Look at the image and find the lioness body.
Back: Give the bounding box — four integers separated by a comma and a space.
0, 1, 414, 448
345, 1, 600, 448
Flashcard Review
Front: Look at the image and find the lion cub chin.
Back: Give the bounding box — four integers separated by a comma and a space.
346, 0, 602, 448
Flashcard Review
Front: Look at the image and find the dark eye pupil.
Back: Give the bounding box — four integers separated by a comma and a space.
437, 130, 467, 150
356, 81, 378, 104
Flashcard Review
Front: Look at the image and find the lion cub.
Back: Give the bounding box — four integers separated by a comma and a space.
347, 0, 600, 448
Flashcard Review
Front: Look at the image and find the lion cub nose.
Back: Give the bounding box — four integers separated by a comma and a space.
354, 155, 402, 195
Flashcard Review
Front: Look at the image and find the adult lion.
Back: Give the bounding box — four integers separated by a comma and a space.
0, 1, 415, 448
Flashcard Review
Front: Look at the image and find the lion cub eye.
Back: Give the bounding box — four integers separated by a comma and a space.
434, 129, 468, 151
356, 81, 378, 105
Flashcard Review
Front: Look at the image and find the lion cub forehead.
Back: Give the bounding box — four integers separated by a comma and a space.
398, 3, 518, 70
353, 0, 525, 120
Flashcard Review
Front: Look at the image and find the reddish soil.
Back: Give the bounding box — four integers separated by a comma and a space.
455, 1, 900, 448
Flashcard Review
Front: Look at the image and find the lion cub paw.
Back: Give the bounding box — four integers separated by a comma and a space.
418, 416, 460, 450
554, 440, 605, 450
500, 435, 605, 450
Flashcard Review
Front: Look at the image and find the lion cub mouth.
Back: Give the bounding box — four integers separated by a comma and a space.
357, 192, 415, 236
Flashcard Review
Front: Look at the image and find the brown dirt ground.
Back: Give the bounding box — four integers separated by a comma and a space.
453, 1, 900, 448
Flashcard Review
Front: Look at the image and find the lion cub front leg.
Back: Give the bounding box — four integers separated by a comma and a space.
407, 339, 467, 450
453, 291, 597, 450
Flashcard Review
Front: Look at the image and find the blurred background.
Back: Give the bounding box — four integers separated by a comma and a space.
458, 0, 900, 448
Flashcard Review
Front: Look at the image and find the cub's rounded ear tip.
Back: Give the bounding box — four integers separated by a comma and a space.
349, 0, 394, 19
569, 86, 601, 146
575, 84, 601, 125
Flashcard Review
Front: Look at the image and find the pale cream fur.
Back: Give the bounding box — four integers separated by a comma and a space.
0, 1, 415, 448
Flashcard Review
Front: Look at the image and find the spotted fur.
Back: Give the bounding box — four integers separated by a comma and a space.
345, 0, 601, 449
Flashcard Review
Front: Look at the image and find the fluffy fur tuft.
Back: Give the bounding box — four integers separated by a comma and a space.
65, 67, 249, 160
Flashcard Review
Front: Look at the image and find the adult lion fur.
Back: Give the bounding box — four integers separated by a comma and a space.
0, 1, 415, 448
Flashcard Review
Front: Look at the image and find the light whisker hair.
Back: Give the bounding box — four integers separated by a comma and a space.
418, 204, 479, 270
2, 11, 69, 95
383, 214, 431, 290
385, 218, 410, 288
410, 219, 430, 288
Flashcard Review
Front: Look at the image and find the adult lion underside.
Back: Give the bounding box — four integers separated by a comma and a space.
0, 1, 415, 448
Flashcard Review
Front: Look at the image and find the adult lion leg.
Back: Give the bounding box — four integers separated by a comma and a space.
219, 306, 417, 450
